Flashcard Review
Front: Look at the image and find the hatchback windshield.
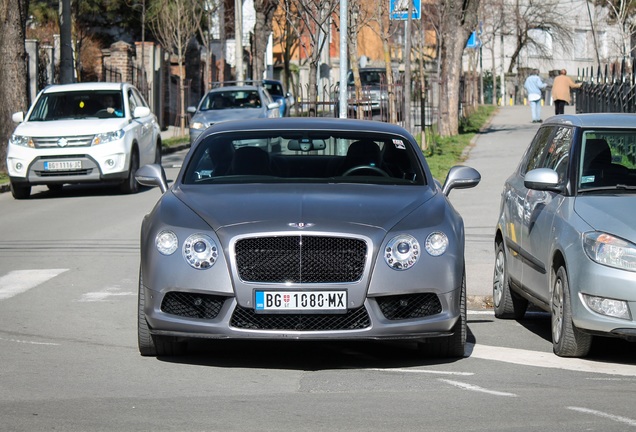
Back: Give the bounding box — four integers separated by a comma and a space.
29, 91, 124, 121
183, 131, 425, 186
579, 130, 636, 190
199, 90, 261, 110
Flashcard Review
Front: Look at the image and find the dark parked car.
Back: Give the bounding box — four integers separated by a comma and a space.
187, 85, 280, 143
494, 113, 636, 357
136, 117, 480, 358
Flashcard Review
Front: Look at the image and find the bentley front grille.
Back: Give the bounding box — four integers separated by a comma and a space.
235, 236, 367, 283
231, 305, 371, 331
161, 292, 227, 319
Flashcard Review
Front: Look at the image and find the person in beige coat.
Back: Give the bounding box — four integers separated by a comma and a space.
552, 69, 582, 115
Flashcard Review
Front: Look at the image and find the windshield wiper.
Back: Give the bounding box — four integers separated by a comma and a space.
579, 184, 636, 193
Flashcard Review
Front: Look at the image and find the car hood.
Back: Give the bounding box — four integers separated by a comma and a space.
173, 183, 439, 236
193, 108, 269, 124
574, 195, 636, 239
16, 118, 130, 136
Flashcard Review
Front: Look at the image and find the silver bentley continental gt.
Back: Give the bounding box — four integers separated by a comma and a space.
135, 118, 480, 358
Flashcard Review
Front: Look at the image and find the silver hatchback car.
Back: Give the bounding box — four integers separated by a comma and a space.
494, 114, 636, 357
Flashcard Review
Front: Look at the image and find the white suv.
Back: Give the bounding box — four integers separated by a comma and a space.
6, 82, 161, 199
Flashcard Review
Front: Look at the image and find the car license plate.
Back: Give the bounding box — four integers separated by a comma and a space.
44, 160, 82, 171
255, 290, 347, 312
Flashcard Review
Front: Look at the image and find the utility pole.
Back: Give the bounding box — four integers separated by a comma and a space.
339, 0, 348, 119
235, 0, 243, 83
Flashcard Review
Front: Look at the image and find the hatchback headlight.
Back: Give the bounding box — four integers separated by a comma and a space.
190, 121, 205, 130
92, 129, 125, 145
10, 134, 33, 147
583, 232, 636, 271
384, 234, 420, 270
183, 233, 218, 269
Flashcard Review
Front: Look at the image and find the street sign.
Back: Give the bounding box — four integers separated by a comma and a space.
390, 0, 421, 20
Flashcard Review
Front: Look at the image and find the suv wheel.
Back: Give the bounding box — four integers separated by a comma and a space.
120, 150, 139, 194
10, 181, 31, 199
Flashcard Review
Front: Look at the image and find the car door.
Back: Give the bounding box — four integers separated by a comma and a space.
128, 87, 155, 165
521, 126, 574, 304
503, 126, 555, 288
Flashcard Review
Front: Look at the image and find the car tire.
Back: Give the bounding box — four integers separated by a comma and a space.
10, 181, 31, 200
493, 240, 528, 319
47, 184, 63, 192
418, 271, 466, 358
120, 150, 139, 194
138, 269, 186, 357
551, 266, 592, 357
154, 141, 162, 165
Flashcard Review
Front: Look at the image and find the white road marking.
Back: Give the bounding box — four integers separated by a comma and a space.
0, 269, 68, 300
369, 368, 474, 376
78, 286, 135, 302
568, 407, 636, 427
469, 343, 636, 377
438, 379, 517, 397
0, 336, 59, 346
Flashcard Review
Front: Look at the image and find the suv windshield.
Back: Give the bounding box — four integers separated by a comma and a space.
29, 91, 124, 121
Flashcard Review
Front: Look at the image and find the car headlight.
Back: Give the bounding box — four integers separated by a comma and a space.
425, 231, 449, 256
92, 129, 125, 145
385, 234, 420, 270
583, 232, 636, 271
582, 294, 631, 320
183, 233, 218, 269
190, 121, 205, 130
155, 230, 178, 255
10, 134, 33, 147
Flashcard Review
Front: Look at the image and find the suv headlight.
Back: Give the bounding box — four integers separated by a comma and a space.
10, 134, 33, 147
92, 129, 125, 145
583, 232, 636, 271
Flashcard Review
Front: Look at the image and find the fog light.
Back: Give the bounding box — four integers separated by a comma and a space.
15, 162, 23, 171
106, 159, 115, 167
582, 294, 631, 320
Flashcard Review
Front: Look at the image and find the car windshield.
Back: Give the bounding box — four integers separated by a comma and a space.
579, 130, 636, 192
199, 90, 261, 110
28, 90, 124, 121
182, 131, 426, 186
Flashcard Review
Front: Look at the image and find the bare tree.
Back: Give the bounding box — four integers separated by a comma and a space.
148, 0, 202, 135
480, 0, 505, 105
284, 0, 338, 115
273, 0, 301, 93
437, 0, 480, 137
195, 0, 220, 92
0, 0, 30, 173
253, 0, 280, 80
598, 0, 636, 58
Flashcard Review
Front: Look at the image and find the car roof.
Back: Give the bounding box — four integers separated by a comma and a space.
42, 82, 127, 93
543, 113, 636, 128
200, 117, 413, 137
209, 85, 260, 92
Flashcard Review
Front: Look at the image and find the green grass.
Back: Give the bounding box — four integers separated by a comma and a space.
422, 104, 497, 181
0, 172, 7, 184
163, 135, 190, 148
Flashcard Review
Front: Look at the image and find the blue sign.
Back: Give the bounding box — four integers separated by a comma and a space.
466, 31, 481, 49
390, 0, 421, 20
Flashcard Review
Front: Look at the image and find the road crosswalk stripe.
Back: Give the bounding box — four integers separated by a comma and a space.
0, 269, 69, 300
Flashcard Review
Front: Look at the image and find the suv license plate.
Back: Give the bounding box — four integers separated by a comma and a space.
44, 161, 82, 171
255, 290, 347, 311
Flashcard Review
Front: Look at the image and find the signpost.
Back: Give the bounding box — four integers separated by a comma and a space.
390, 0, 421, 20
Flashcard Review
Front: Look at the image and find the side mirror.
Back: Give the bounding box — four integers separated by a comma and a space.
133, 106, 151, 118
524, 168, 562, 192
187, 106, 197, 114
441, 165, 481, 196
135, 164, 169, 193
12, 112, 24, 123
267, 102, 280, 110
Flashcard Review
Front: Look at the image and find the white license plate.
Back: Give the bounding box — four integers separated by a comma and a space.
44, 160, 82, 171
255, 290, 347, 312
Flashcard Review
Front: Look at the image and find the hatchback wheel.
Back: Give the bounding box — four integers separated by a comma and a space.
551, 266, 592, 357
493, 240, 527, 319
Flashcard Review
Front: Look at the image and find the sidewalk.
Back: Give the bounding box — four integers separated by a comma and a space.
453, 103, 578, 308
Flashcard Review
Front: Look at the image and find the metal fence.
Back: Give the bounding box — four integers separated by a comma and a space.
576, 59, 636, 113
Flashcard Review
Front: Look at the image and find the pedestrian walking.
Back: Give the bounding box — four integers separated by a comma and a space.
552, 69, 582, 115
524, 69, 547, 123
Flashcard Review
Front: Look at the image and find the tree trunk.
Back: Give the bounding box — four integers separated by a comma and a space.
0, 0, 29, 173
438, 0, 479, 137
253, 0, 279, 81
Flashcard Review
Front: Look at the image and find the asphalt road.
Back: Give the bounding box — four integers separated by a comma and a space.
1, 108, 636, 431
